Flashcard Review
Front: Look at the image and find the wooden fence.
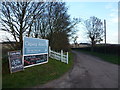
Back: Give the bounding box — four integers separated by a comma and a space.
49, 47, 68, 64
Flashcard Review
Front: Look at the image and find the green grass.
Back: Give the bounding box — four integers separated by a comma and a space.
2, 52, 73, 88
75, 49, 119, 65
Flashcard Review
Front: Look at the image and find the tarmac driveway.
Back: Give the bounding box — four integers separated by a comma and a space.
34, 50, 119, 88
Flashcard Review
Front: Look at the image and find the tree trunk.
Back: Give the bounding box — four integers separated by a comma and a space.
91, 40, 95, 52
19, 34, 23, 54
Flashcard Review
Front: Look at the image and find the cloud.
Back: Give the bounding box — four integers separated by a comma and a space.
105, 3, 113, 9
104, 3, 118, 44
106, 31, 118, 44
107, 4, 118, 24
110, 17, 118, 23
0, 31, 15, 42
109, 11, 118, 23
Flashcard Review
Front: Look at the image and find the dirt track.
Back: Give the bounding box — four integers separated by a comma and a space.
34, 50, 119, 88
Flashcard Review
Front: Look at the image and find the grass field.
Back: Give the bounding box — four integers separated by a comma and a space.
73, 49, 119, 65
2, 52, 73, 88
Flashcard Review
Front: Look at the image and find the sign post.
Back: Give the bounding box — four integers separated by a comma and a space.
23, 37, 49, 68
8, 51, 23, 73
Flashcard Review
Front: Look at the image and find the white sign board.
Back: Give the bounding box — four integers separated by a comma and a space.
23, 37, 49, 68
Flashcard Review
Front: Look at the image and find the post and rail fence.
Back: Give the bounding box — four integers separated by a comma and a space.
49, 47, 68, 64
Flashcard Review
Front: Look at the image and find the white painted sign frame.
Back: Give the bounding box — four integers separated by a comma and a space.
23, 37, 49, 68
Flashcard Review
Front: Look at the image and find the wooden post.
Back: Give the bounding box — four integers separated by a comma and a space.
61, 50, 63, 62
104, 19, 106, 54
49, 46, 51, 57
66, 52, 68, 64
104, 19, 106, 46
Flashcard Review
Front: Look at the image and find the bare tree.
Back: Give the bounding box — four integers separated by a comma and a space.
32, 2, 80, 51
73, 36, 78, 45
0, 1, 44, 49
85, 16, 104, 51
0, 1, 79, 51
30, 3, 49, 39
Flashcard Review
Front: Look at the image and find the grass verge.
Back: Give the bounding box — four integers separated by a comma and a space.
2, 52, 73, 88
74, 49, 119, 65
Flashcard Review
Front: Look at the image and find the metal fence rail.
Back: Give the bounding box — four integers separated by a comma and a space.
49, 47, 68, 64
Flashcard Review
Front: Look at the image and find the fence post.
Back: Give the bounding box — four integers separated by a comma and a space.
49, 46, 51, 57
61, 50, 63, 62
66, 52, 68, 64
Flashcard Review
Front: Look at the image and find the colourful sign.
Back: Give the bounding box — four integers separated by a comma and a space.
8, 51, 23, 73
24, 54, 47, 67
23, 37, 49, 68
23, 37, 48, 55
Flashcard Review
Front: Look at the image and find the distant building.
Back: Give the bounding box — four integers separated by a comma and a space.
71, 43, 79, 48
79, 43, 90, 48
71, 43, 90, 48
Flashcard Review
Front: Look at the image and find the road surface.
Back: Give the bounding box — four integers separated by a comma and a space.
34, 50, 119, 88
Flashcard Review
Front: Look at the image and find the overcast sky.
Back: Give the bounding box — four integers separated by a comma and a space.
0, 0, 119, 44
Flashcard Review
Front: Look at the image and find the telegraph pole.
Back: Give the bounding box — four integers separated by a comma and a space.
104, 19, 106, 54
